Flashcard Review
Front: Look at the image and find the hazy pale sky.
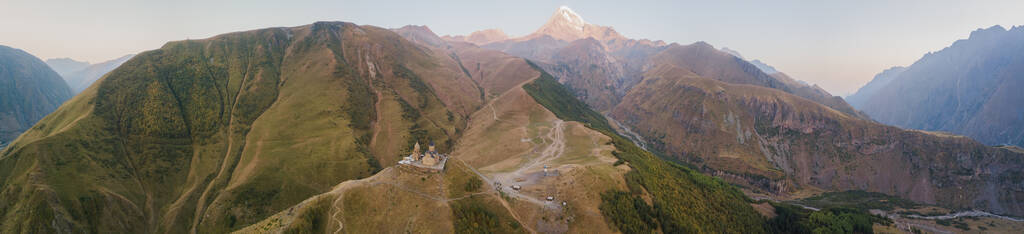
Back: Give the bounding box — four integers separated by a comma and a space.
3, 0, 1023, 96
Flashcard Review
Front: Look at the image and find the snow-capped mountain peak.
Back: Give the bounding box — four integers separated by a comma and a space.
556, 6, 585, 31
524, 6, 625, 43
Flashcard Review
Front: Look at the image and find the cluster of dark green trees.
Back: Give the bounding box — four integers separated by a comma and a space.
766, 203, 888, 234
451, 197, 520, 234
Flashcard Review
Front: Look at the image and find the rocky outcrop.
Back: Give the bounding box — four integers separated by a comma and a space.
535, 38, 632, 110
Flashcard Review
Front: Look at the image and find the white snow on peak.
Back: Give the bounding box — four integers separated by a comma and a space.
557, 6, 585, 30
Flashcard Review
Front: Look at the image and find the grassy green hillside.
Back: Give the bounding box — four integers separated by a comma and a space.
0, 22, 482, 233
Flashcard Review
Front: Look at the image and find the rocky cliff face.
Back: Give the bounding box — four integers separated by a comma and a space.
849, 25, 1024, 147
534, 38, 630, 110
0, 45, 73, 146
610, 64, 1024, 216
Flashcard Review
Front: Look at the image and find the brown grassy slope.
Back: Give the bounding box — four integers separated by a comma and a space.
0, 21, 484, 233
444, 41, 540, 98
391, 26, 540, 102
770, 72, 868, 119
610, 64, 1024, 216
453, 82, 627, 233
235, 158, 527, 234
233, 167, 460, 234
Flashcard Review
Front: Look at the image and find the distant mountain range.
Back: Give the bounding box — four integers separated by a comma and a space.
720, 47, 781, 75
0, 45, 72, 147
45, 57, 90, 77
442, 28, 508, 45
46, 54, 134, 93
848, 25, 1024, 147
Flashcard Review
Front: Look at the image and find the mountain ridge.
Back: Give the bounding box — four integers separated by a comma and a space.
44, 58, 90, 77
443, 29, 510, 45
48, 54, 135, 93
848, 25, 1024, 147
0, 45, 73, 147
